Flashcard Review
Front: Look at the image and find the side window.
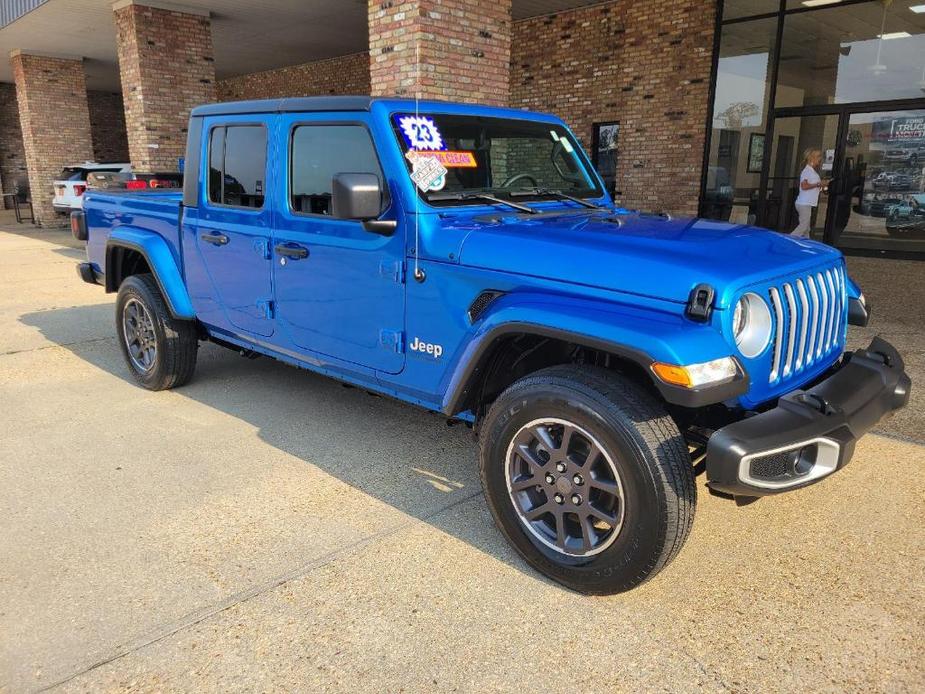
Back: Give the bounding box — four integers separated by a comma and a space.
290, 125, 382, 215
207, 125, 266, 209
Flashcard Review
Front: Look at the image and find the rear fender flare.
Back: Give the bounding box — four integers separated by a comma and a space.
441, 293, 748, 414
105, 227, 195, 320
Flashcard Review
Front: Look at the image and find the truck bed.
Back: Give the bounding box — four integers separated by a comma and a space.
84, 190, 183, 278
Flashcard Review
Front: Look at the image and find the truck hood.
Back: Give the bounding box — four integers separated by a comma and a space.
452, 211, 843, 309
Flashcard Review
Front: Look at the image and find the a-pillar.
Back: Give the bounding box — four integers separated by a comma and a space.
113, 0, 215, 172
10, 51, 95, 225
368, 0, 512, 106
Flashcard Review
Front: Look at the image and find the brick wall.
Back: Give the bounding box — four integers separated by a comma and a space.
87, 90, 129, 163
512, 0, 715, 216
369, 0, 511, 105
11, 52, 95, 224
114, 1, 215, 172
216, 53, 370, 102
0, 82, 28, 204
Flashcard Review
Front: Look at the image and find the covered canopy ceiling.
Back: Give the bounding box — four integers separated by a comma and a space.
0, 0, 606, 91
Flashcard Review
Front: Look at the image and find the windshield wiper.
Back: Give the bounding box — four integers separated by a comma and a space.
426, 191, 538, 214
509, 187, 608, 210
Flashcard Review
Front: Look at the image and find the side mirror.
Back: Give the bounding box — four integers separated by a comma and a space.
331, 173, 396, 236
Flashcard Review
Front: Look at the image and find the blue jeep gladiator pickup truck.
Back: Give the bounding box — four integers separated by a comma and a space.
74, 97, 910, 594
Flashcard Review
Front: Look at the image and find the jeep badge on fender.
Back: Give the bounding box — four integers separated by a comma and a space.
75, 96, 910, 595
409, 337, 443, 358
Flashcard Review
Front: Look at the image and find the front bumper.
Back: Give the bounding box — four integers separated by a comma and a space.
706, 337, 910, 497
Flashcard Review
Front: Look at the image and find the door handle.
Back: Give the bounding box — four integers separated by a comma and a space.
275, 242, 309, 260
201, 232, 229, 246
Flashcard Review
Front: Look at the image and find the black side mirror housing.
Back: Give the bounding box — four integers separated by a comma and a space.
332, 172, 383, 220
331, 173, 397, 236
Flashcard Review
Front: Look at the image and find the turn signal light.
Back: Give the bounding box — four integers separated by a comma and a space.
651, 357, 738, 389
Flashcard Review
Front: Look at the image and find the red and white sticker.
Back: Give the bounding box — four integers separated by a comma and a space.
415, 151, 477, 168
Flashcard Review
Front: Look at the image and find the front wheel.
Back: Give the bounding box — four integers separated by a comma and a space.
478, 365, 695, 594
115, 274, 198, 390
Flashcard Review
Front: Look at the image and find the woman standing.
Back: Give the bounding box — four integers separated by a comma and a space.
791, 148, 826, 238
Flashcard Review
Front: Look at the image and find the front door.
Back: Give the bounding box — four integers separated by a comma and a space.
194, 116, 275, 337
761, 112, 841, 238
271, 116, 405, 374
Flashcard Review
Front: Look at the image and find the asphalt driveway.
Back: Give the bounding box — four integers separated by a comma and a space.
1, 224, 923, 692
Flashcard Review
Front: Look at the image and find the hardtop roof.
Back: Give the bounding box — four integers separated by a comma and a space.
189, 96, 557, 122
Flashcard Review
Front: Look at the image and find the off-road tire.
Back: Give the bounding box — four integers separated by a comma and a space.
478, 365, 695, 594
115, 274, 198, 390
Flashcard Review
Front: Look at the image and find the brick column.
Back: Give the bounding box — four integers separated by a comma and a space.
10, 51, 95, 225
113, 0, 215, 172
368, 0, 511, 106
0, 83, 28, 207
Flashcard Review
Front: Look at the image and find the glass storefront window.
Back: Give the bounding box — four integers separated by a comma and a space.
833, 109, 925, 253
723, 0, 781, 21
775, 0, 925, 108
703, 18, 777, 222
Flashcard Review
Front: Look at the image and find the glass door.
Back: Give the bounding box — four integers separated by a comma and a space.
761, 113, 841, 239
830, 109, 925, 253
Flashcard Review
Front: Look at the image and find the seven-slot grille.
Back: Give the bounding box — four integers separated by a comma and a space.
767, 265, 847, 385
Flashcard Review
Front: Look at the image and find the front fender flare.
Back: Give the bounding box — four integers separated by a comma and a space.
440, 293, 748, 414
105, 227, 195, 320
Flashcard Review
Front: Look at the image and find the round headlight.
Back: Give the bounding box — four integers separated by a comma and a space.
734, 293, 772, 358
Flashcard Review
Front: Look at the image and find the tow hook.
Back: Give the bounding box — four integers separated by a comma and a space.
796, 393, 836, 416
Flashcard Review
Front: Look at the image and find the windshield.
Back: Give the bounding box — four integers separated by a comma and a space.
391, 113, 603, 206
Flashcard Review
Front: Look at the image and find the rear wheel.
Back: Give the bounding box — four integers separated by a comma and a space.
115, 274, 198, 390
478, 365, 695, 594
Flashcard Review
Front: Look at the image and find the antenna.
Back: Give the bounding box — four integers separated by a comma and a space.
412, 38, 425, 282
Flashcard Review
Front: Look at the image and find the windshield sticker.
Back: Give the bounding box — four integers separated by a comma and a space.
561, 139, 575, 153
396, 115, 446, 151
415, 150, 477, 168
406, 151, 448, 192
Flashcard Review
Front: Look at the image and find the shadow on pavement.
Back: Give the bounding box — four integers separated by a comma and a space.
19, 303, 540, 582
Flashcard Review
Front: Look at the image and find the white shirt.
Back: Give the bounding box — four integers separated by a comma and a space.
795, 165, 822, 207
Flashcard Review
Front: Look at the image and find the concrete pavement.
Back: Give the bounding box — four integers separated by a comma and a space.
0, 223, 923, 692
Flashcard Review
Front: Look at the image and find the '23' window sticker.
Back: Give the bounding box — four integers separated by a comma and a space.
396, 115, 446, 151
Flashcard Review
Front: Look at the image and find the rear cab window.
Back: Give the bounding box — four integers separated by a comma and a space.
207, 124, 267, 209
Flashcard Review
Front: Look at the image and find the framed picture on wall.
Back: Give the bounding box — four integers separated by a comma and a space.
746, 133, 765, 173
591, 121, 620, 198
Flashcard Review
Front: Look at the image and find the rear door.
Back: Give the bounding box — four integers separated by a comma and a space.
193, 116, 276, 337
272, 115, 405, 373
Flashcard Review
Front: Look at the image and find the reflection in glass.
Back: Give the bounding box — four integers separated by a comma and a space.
832, 109, 925, 253
702, 18, 777, 223
776, 1, 925, 108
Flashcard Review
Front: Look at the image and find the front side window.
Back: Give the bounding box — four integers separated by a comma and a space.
290, 124, 383, 215
390, 113, 601, 206
207, 124, 266, 209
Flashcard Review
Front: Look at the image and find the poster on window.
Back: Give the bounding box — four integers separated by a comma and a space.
871, 116, 925, 143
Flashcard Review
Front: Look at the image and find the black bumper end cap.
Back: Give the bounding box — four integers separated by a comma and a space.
77, 262, 100, 285
847, 296, 870, 326
705, 336, 910, 497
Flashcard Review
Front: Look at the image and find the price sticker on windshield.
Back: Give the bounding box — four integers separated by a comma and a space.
406, 151, 447, 192
396, 115, 446, 151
